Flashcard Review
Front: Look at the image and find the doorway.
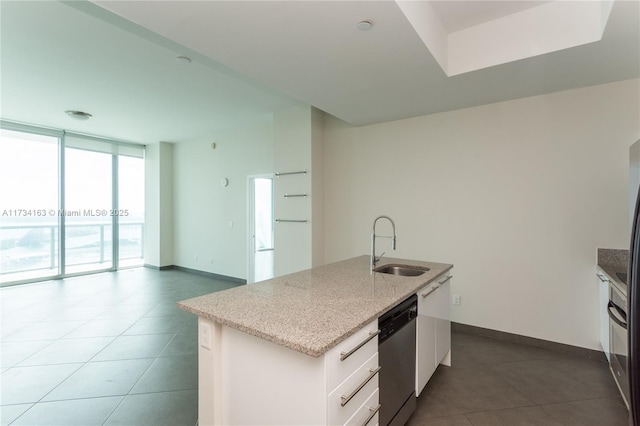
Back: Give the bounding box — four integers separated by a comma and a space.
248, 175, 274, 283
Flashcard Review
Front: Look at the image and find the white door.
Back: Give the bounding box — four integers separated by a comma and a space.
248, 176, 274, 283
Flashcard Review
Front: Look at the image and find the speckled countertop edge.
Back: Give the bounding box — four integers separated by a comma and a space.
597, 248, 628, 291
178, 255, 453, 357
597, 248, 628, 268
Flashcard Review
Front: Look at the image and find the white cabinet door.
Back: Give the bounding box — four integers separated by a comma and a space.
597, 269, 611, 361
434, 275, 452, 365
416, 282, 437, 396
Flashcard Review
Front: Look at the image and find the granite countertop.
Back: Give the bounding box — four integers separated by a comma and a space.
177, 255, 453, 357
597, 248, 628, 292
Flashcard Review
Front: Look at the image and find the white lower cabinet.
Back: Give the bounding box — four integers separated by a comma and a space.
328, 352, 379, 425
415, 273, 452, 396
345, 388, 380, 426
199, 317, 379, 426
597, 268, 611, 361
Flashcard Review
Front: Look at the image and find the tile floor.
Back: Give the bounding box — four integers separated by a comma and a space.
408, 332, 629, 425
1, 268, 630, 425
1, 268, 238, 426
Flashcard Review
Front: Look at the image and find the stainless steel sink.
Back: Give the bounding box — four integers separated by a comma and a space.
373, 264, 429, 276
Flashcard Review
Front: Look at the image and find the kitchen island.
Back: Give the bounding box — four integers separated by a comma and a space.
178, 255, 453, 425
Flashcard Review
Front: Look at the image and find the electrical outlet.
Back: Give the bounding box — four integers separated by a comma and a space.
452, 294, 461, 305
195, 254, 198, 261
209, 257, 213, 264
200, 323, 211, 349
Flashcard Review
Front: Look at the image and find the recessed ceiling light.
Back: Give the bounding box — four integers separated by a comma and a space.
176, 56, 192, 64
358, 21, 372, 31
65, 110, 92, 121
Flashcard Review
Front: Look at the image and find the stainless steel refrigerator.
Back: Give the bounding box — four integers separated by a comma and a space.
629, 140, 640, 426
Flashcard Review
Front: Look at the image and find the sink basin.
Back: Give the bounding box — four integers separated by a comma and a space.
373, 264, 429, 276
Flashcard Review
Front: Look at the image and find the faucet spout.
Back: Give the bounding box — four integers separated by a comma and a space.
371, 215, 397, 272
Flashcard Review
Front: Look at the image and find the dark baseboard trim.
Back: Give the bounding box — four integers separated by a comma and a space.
143, 264, 174, 271
172, 265, 246, 284
452, 322, 607, 363
143, 264, 246, 284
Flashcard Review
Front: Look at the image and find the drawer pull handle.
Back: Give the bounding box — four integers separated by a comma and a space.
340, 330, 380, 361
596, 273, 609, 283
438, 275, 453, 285
362, 403, 381, 426
421, 285, 440, 298
340, 366, 381, 407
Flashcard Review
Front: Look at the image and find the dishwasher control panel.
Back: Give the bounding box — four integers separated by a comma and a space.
379, 294, 418, 344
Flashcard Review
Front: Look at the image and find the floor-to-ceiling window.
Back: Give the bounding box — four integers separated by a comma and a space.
0, 122, 144, 286
0, 128, 61, 283
117, 155, 145, 268
64, 147, 114, 275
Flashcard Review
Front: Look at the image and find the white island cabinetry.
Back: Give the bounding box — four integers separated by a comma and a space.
178, 256, 454, 426
416, 273, 452, 396
198, 317, 379, 426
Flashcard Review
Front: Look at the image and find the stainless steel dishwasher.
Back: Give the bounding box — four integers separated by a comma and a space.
379, 294, 417, 426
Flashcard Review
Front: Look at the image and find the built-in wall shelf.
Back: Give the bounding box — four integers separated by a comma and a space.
275, 170, 307, 177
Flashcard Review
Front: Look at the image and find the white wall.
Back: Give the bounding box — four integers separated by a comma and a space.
323, 78, 640, 350
144, 141, 174, 267
273, 106, 313, 276
173, 121, 273, 279
272, 105, 326, 275
311, 107, 325, 267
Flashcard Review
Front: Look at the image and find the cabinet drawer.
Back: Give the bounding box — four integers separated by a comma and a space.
326, 320, 378, 391
328, 352, 379, 426
344, 388, 379, 426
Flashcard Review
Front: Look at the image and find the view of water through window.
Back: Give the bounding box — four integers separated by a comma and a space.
0, 128, 144, 285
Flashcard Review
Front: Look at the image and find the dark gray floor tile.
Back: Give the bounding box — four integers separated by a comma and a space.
104, 390, 197, 426
407, 414, 473, 426
130, 355, 198, 394
63, 318, 139, 338
413, 372, 465, 419
43, 306, 108, 321
452, 332, 556, 366
124, 315, 189, 335
2, 321, 87, 342
464, 406, 565, 426
431, 365, 535, 412
489, 359, 617, 404
179, 315, 198, 333
42, 359, 152, 401
0, 364, 82, 405
545, 354, 620, 396
0, 404, 32, 426
18, 337, 114, 366
11, 396, 123, 426
540, 396, 629, 425
1, 340, 54, 369
92, 334, 174, 361
143, 302, 187, 317
159, 331, 197, 357
119, 294, 171, 305
93, 304, 156, 320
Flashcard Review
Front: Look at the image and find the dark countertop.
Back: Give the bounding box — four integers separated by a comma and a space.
597, 248, 629, 293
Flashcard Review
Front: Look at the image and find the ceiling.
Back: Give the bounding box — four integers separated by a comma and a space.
1, 1, 638, 144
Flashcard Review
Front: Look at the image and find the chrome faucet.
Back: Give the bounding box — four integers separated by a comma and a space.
371, 215, 396, 271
